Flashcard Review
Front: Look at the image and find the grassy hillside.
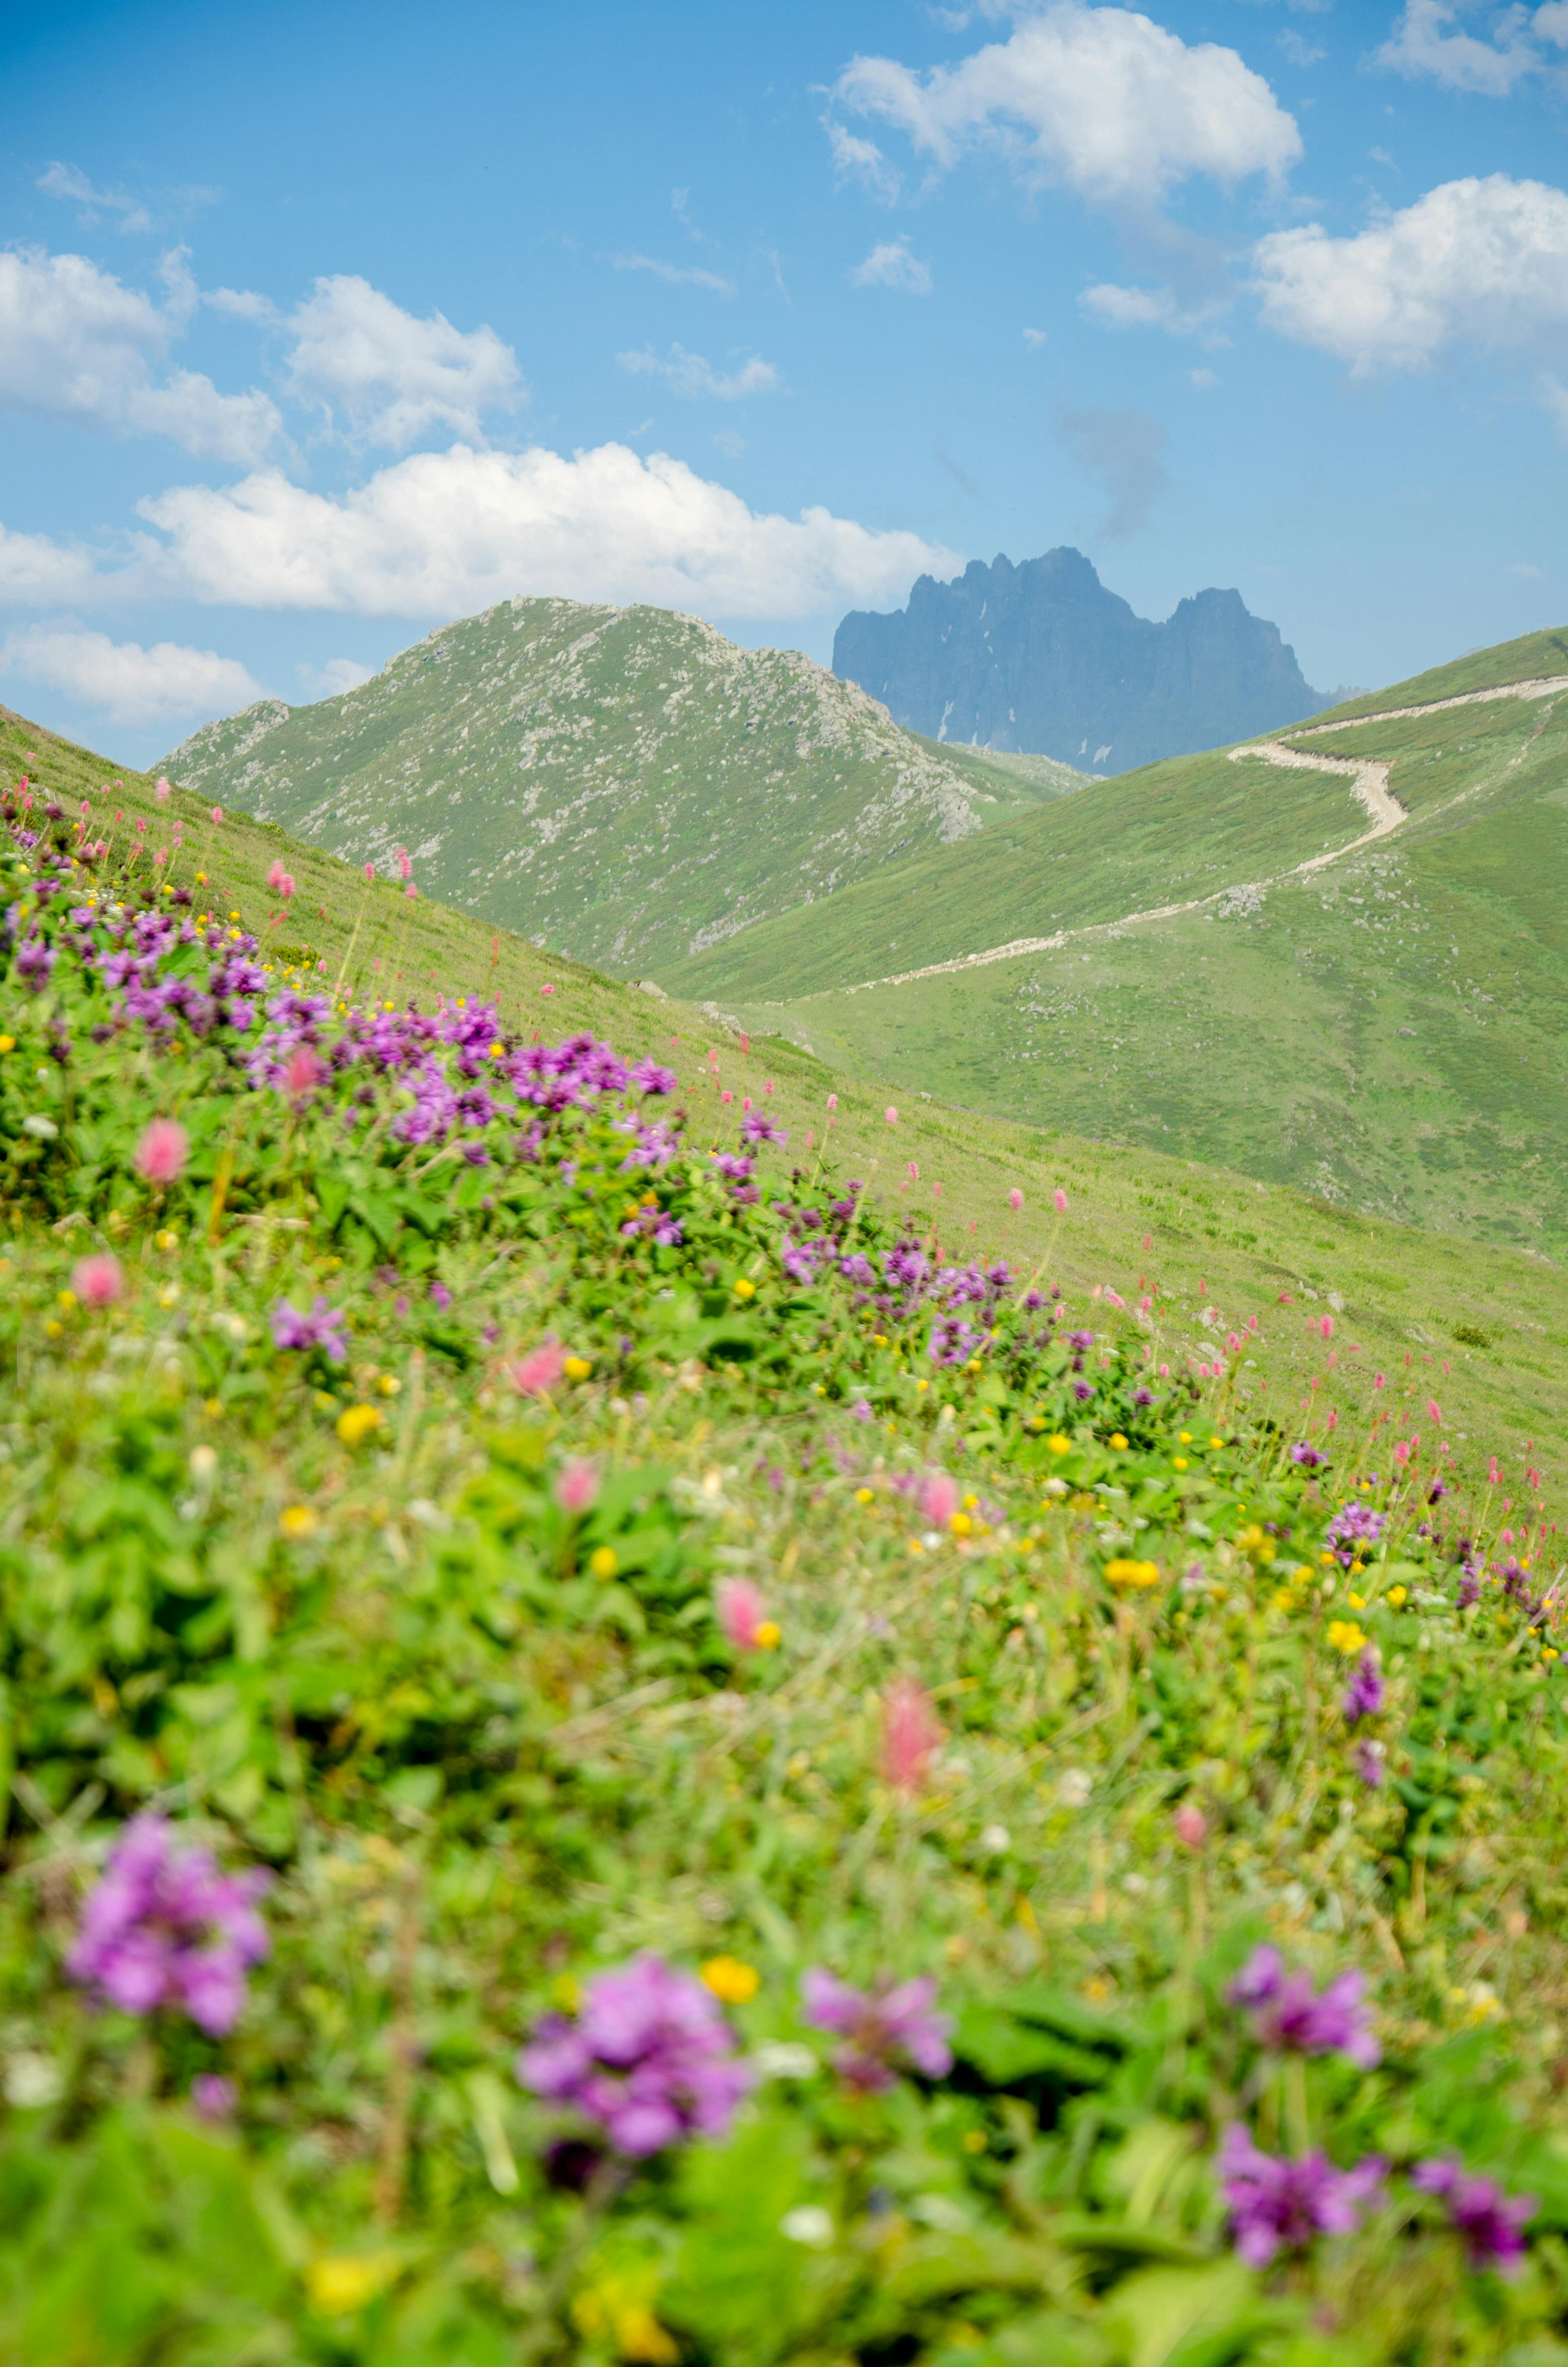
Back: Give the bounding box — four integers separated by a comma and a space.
6, 705, 1568, 2365
156, 600, 1081, 980
7, 700, 1567, 1497
910, 735, 1090, 799
669, 647, 1568, 1260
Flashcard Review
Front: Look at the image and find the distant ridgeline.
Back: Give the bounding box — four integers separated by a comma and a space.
833, 546, 1328, 775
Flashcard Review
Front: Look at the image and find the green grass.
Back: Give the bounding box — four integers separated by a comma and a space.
668, 649, 1568, 1265
155, 600, 1077, 980
7, 728, 1568, 2363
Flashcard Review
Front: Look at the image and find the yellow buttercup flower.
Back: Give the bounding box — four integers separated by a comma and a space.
754, 1620, 781, 1649
950, 1512, 974, 1537
1327, 1620, 1368, 1655
700, 1955, 760, 2004
1109, 1432, 1129, 1450
854, 1486, 874, 1505
305, 2253, 401, 2316
1048, 1434, 1071, 1455
0, 1035, 13, 1054
1173, 1457, 1188, 1471
336, 1403, 383, 1447
589, 1545, 618, 1580
563, 1355, 592, 1381
733, 1277, 756, 1300
1387, 1585, 1408, 1607
1106, 1558, 1160, 1589
280, 1505, 318, 1539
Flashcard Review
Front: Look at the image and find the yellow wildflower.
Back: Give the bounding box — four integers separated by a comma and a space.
336, 1403, 383, 1447
57, 1289, 77, 1311
951, 1512, 974, 1537
1348, 1591, 1366, 1610
700, 1956, 760, 2004
854, 1486, 874, 1505
305, 2253, 401, 2316
1387, 1585, 1407, 1607
589, 1545, 618, 1580
1048, 1434, 1071, 1455
154, 1228, 179, 1250
754, 1620, 781, 1649
1109, 1432, 1128, 1450
733, 1277, 756, 1300
378, 1374, 400, 1396
1326, 1620, 1368, 1655
0, 1035, 13, 1055
563, 1355, 592, 1381
1173, 1457, 1188, 1471
1106, 1558, 1160, 1589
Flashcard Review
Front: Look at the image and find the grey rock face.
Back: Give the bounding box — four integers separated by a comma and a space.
833, 548, 1325, 774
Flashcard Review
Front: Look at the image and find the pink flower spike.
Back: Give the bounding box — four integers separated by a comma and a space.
155, 777, 171, 804
826, 1092, 838, 1112
72, 1252, 124, 1308
881, 1678, 942, 1794
211, 806, 223, 824
134, 1118, 188, 1187
884, 1106, 898, 1126
1428, 1398, 1443, 1424
404, 882, 417, 899
363, 862, 375, 882
510, 1338, 567, 1398
1173, 1803, 1207, 1849
920, 1469, 960, 1527
908, 1160, 919, 1183
1319, 1314, 1334, 1339
716, 1577, 772, 1651
721, 1089, 733, 1104
555, 1459, 599, 1515
1008, 1187, 1023, 1211
282, 1044, 324, 1099
1053, 1187, 1068, 1214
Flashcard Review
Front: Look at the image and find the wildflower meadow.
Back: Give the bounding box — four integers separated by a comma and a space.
4, 761, 1568, 2365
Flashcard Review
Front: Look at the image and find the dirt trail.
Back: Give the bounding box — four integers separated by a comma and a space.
784, 675, 1568, 1006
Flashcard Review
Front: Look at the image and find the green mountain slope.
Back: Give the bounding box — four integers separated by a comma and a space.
672, 640, 1568, 1255
9, 697, 1568, 1493
157, 598, 1083, 978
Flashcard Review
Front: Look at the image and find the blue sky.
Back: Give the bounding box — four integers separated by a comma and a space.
4, 0, 1568, 760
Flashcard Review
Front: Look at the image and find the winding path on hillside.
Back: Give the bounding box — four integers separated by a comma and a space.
779, 672, 1568, 1005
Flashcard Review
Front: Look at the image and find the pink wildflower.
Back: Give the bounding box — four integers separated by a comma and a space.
363, 861, 375, 882
266, 859, 294, 897
134, 1117, 188, 1187
1319, 1314, 1334, 1339
155, 777, 171, 804
282, 1044, 324, 1098
908, 1160, 919, 1183
1428, 1397, 1443, 1424
880, 1678, 942, 1794
555, 1459, 599, 1515
1053, 1188, 1068, 1214
210, 806, 222, 825
885, 1105, 898, 1126
716, 1578, 775, 1651
1008, 1187, 1023, 1211
72, 1253, 124, 1307
920, 1470, 960, 1527
511, 1338, 566, 1397
404, 883, 417, 900
826, 1092, 838, 1112
1173, 1803, 1207, 1849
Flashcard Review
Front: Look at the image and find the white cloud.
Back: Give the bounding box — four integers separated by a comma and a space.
712, 427, 747, 458
1508, 559, 1544, 575
37, 160, 152, 235
206, 285, 277, 321
1254, 175, 1568, 370
1080, 280, 1225, 334
825, 122, 903, 203
833, 1, 1300, 209
611, 254, 734, 294
1, 624, 264, 727
0, 247, 280, 461
283, 274, 524, 448
127, 441, 957, 619
1277, 29, 1325, 66
1190, 366, 1220, 387
300, 656, 376, 699
0, 522, 107, 604
849, 237, 934, 294
1375, 1, 1554, 94
1538, 373, 1568, 437
1022, 326, 1048, 349
617, 344, 780, 398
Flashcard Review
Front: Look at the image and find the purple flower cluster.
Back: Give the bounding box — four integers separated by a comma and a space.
517, 1955, 749, 2157
801, 1969, 953, 2092
1220, 2125, 1384, 2266
271, 1295, 349, 1363
1341, 1648, 1384, 1727
1229, 1946, 1380, 2067
1325, 1502, 1386, 1566
1412, 2157, 1536, 2274
66, 1815, 270, 2036
1290, 1442, 1327, 1470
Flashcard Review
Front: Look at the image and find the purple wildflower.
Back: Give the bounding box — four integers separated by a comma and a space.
739, 1113, 787, 1148
15, 934, 55, 989
1412, 2158, 1536, 2275
1341, 1649, 1384, 1727
1354, 1740, 1385, 1787
1229, 1946, 1380, 2067
429, 1279, 453, 1312
517, 1955, 749, 2158
271, 1296, 349, 1363
1220, 2125, 1385, 2267
711, 1152, 753, 1182
1290, 1443, 1326, 1470
801, 1969, 953, 2092
66, 1815, 270, 2037
1325, 1503, 1386, 1565
631, 1059, 677, 1096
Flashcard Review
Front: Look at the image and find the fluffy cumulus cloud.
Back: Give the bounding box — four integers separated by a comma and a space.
1, 624, 265, 726
0, 248, 281, 462
1254, 175, 1568, 371
617, 345, 780, 398
299, 656, 377, 700
120, 442, 956, 620
1080, 281, 1225, 334
849, 237, 934, 294
283, 274, 524, 447
1376, 1, 1568, 96
832, 1, 1301, 208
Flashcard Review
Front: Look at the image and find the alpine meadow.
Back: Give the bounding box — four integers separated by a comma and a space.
7, 1, 1568, 2362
